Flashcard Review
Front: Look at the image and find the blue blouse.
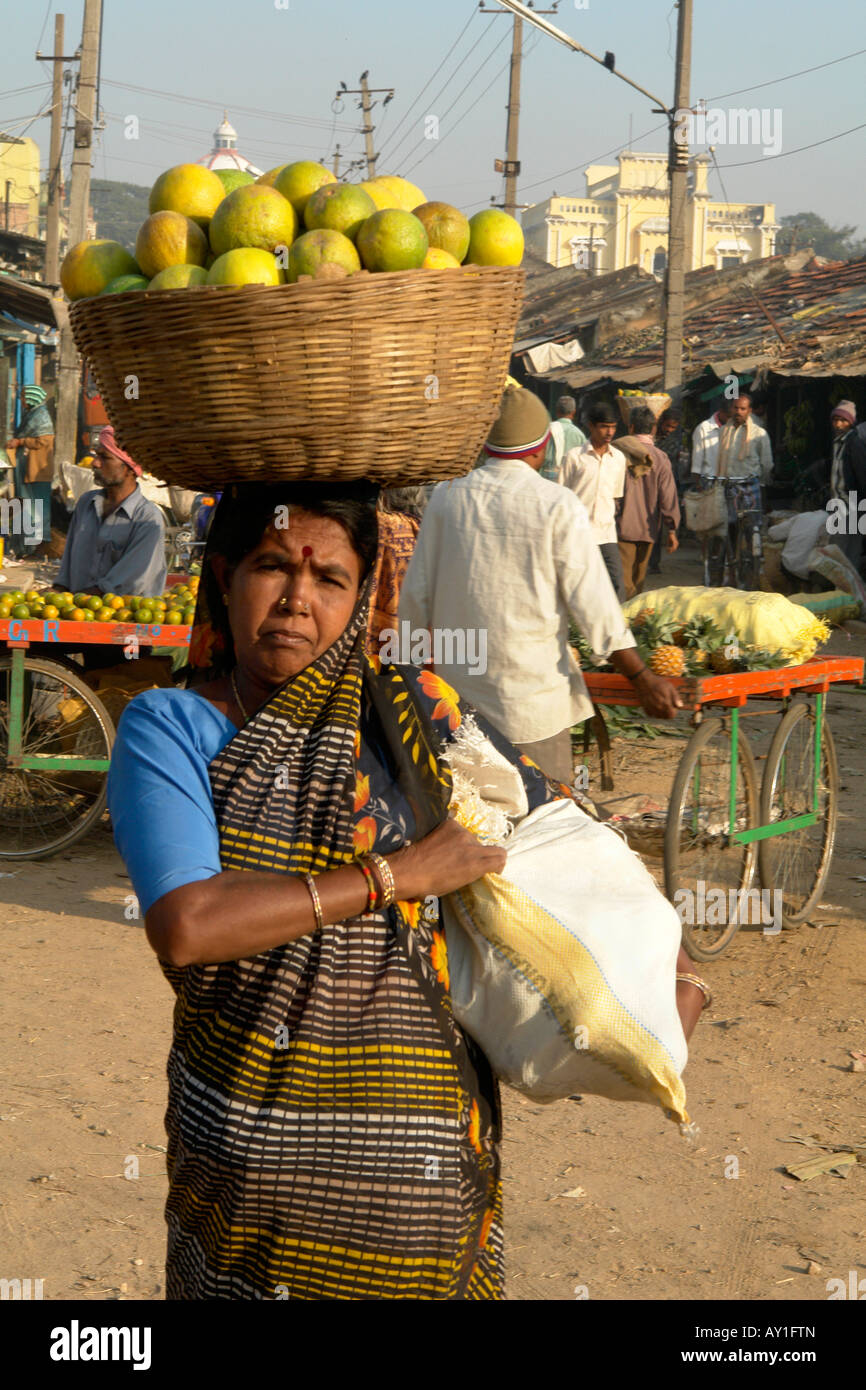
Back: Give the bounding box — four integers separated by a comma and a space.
109, 678, 560, 919
108, 689, 235, 915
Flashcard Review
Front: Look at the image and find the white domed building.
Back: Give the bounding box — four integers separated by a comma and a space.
196, 113, 263, 177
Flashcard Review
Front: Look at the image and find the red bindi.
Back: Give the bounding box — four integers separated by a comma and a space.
302, 546, 313, 558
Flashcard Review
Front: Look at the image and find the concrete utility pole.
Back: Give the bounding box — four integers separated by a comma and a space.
332, 144, 342, 178
482, 4, 559, 218
55, 0, 101, 474
337, 76, 395, 179
37, 12, 69, 287
662, 0, 693, 390
492, 0, 690, 388
504, 15, 522, 217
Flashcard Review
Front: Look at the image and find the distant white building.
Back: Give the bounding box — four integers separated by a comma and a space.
196, 113, 263, 177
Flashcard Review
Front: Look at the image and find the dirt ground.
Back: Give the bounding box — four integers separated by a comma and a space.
1, 540, 864, 1302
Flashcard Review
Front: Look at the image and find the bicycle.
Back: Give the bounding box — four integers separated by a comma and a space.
698, 475, 764, 589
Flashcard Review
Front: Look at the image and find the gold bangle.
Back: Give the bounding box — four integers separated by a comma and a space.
303, 872, 324, 932
367, 852, 396, 909
676, 972, 712, 1010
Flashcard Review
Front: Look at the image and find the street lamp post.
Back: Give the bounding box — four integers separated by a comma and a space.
493, 0, 693, 391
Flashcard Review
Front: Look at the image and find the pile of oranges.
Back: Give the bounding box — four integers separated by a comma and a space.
0, 577, 198, 625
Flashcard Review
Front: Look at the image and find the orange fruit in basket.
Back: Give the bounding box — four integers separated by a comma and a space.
166, 608, 183, 624
82, 609, 96, 622
70, 607, 88, 622
42, 605, 60, 620
107, 594, 125, 610
102, 274, 150, 295
116, 607, 133, 622
414, 202, 471, 263
87, 595, 103, 611
60, 239, 140, 300
287, 229, 360, 282
422, 247, 461, 270
208, 248, 286, 287
356, 210, 428, 273
136, 607, 153, 623
149, 164, 226, 228
256, 165, 289, 189
11, 603, 30, 619
96, 607, 114, 622
135, 211, 209, 279
214, 169, 255, 195
360, 175, 426, 212
465, 209, 524, 266
148, 264, 208, 291
303, 183, 377, 240
274, 161, 335, 215
209, 185, 297, 257
0, 600, 12, 618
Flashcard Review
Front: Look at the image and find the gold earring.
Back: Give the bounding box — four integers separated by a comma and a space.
222, 593, 229, 606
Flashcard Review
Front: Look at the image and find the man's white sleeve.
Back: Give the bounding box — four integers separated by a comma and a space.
554, 493, 636, 657
691, 423, 706, 477
397, 503, 434, 631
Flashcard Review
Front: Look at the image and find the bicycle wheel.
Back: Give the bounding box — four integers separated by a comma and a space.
758, 700, 839, 927
665, 717, 760, 961
0, 656, 115, 859
735, 512, 762, 590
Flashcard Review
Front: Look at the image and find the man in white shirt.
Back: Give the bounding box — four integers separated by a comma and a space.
716, 393, 773, 483
690, 399, 731, 482
558, 401, 628, 599
398, 386, 682, 782
540, 395, 587, 482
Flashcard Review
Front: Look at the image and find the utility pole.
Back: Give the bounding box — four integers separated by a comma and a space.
482, 4, 559, 218
37, 12, 70, 287
661, 0, 692, 391
55, 0, 102, 474
491, 0, 690, 388
336, 76, 394, 179
332, 144, 341, 178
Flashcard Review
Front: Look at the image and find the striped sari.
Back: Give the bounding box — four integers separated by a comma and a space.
161, 575, 556, 1299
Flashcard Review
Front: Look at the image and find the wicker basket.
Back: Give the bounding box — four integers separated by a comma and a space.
69, 267, 525, 489
616, 391, 672, 429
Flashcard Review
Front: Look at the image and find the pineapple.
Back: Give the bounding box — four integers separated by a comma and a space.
709, 647, 737, 674
638, 609, 686, 677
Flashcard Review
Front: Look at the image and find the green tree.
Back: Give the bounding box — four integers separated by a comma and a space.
90, 180, 151, 252
776, 212, 866, 261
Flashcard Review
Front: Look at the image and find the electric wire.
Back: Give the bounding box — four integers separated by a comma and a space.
377, 6, 478, 162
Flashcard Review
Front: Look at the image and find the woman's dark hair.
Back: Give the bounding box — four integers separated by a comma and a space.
586, 401, 618, 427
200, 482, 379, 671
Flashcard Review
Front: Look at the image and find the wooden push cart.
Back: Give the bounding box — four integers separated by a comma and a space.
0, 615, 190, 860
585, 656, 864, 961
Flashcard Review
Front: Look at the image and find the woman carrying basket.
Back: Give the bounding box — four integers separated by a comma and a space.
108, 480, 575, 1300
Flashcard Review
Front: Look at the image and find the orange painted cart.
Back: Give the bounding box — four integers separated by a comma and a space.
585, 656, 865, 960
0, 615, 190, 860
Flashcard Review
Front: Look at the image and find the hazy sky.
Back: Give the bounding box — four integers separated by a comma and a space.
2, 0, 865, 235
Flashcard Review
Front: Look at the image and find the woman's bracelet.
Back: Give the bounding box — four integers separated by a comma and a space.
302, 872, 324, 932
676, 972, 712, 1010
367, 852, 396, 909
356, 860, 379, 913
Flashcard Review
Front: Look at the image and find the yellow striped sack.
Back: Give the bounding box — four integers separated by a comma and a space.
442, 798, 689, 1123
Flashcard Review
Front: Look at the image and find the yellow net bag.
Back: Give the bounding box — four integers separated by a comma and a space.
623, 586, 830, 665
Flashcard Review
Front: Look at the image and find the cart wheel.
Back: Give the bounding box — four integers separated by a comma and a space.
0, 656, 115, 860
758, 700, 839, 927
664, 716, 760, 961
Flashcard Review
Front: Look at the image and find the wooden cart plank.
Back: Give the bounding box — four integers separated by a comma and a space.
0, 618, 191, 649
585, 656, 864, 710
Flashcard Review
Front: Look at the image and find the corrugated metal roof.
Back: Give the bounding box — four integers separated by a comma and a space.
527, 253, 866, 388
